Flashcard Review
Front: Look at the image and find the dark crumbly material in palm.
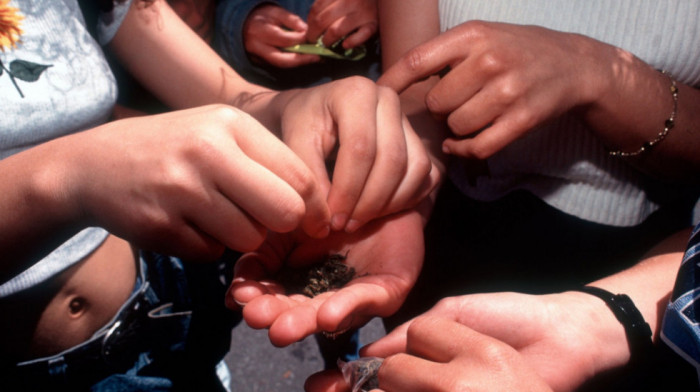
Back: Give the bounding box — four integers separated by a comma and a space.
276, 253, 356, 297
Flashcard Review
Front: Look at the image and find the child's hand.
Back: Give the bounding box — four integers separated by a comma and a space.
306, 317, 554, 392
244, 4, 321, 68
306, 0, 378, 49
226, 210, 424, 346
61, 105, 331, 260
268, 77, 437, 234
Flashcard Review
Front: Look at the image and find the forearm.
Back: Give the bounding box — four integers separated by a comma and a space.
589, 228, 691, 341
109, 0, 282, 129
0, 137, 87, 278
567, 228, 690, 375
575, 37, 700, 179
379, 0, 449, 201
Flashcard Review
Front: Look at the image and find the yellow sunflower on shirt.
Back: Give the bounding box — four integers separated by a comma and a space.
0, 0, 23, 52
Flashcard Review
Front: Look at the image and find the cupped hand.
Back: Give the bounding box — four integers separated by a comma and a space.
305, 316, 554, 392
244, 4, 321, 68
306, 0, 378, 48
271, 77, 438, 233
379, 20, 614, 159
227, 210, 424, 347
68, 105, 330, 260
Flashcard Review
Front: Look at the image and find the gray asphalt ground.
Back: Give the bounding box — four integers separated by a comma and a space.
225, 317, 386, 392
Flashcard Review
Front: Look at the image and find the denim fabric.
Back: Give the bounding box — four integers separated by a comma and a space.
662, 224, 700, 383
7, 250, 240, 391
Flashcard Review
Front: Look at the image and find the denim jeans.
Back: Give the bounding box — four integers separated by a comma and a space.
7, 250, 240, 391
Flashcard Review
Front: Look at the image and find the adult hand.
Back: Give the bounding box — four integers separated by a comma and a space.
378, 20, 615, 159
306, 0, 378, 49
226, 210, 424, 347
62, 105, 330, 260
359, 292, 631, 392
243, 4, 321, 68
306, 316, 554, 392
269, 77, 438, 233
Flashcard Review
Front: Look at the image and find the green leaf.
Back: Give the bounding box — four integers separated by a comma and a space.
283, 34, 367, 61
9, 60, 52, 82
283, 43, 366, 61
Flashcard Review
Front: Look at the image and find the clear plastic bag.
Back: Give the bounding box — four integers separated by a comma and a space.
338, 357, 383, 392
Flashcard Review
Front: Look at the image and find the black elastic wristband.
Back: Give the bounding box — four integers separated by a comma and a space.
573, 286, 654, 361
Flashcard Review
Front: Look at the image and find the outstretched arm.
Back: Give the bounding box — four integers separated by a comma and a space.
109, 0, 437, 234
355, 228, 691, 392
378, 3, 700, 180
0, 106, 327, 280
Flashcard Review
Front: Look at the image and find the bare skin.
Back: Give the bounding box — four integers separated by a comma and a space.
28, 236, 137, 357
1, 235, 136, 360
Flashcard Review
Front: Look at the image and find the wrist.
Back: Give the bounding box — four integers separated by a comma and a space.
47, 130, 103, 227
230, 85, 282, 134
561, 291, 633, 375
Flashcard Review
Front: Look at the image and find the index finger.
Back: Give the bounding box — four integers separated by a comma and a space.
405, 316, 468, 362
233, 112, 331, 238
377, 31, 464, 93
325, 79, 378, 231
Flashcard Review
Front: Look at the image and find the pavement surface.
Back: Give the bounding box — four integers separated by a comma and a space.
225, 317, 386, 392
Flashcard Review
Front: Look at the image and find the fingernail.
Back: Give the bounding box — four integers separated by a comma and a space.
314, 224, 330, 238
331, 213, 348, 231
225, 294, 246, 309
322, 316, 354, 340
345, 219, 362, 233
337, 315, 354, 332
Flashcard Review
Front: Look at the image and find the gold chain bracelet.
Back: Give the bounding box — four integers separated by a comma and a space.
609, 70, 678, 157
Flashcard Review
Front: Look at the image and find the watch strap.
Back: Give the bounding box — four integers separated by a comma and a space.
573, 285, 654, 361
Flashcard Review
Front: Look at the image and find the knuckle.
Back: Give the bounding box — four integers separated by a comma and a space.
476, 51, 505, 75
208, 104, 245, 123
403, 46, 430, 74
325, 24, 343, 39
159, 160, 197, 194
460, 19, 491, 39
342, 75, 375, 91
434, 297, 456, 313
511, 108, 538, 131
348, 136, 376, 162
407, 317, 434, 335
495, 80, 522, 103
